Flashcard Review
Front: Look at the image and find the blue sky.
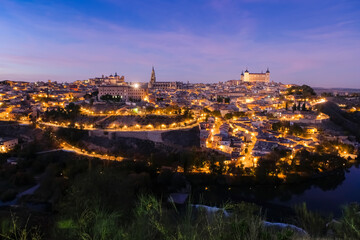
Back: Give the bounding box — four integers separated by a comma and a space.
0, 0, 359, 87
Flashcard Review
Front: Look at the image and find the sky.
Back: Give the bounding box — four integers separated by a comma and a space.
0, 0, 359, 88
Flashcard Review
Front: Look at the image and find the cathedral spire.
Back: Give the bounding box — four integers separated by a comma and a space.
150, 66, 156, 83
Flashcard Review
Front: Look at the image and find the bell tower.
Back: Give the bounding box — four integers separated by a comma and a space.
150, 67, 156, 84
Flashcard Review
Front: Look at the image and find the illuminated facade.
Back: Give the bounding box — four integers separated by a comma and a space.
89, 73, 125, 86
0, 137, 18, 152
98, 85, 147, 101
241, 69, 270, 83
148, 67, 182, 90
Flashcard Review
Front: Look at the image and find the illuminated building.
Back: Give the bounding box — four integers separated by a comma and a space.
98, 84, 147, 101
241, 68, 270, 83
148, 67, 183, 90
0, 137, 18, 152
89, 72, 125, 86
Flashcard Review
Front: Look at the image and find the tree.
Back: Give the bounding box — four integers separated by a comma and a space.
203, 108, 211, 113
65, 102, 80, 119
212, 110, 221, 118
302, 103, 307, 111
182, 108, 193, 119
233, 111, 246, 118
256, 158, 277, 179
84, 93, 92, 100
292, 103, 297, 113
297, 102, 301, 111
145, 106, 155, 114
209, 154, 226, 175
286, 85, 316, 98
285, 102, 289, 111
91, 90, 99, 97
272, 122, 282, 131
224, 113, 233, 120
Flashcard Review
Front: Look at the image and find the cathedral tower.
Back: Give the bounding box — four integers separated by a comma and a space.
150, 67, 156, 84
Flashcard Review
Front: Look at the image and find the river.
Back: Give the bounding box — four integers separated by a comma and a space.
193, 165, 360, 217
272, 165, 360, 215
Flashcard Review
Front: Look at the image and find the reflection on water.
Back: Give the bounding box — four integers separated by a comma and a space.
193, 165, 360, 217
273, 166, 360, 216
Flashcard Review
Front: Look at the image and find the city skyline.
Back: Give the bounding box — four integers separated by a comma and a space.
1, 0, 360, 88
1, 2, 360, 236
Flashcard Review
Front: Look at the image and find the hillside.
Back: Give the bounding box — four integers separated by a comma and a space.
317, 101, 360, 140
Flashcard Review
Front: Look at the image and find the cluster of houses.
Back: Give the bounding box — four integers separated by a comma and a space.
1, 69, 359, 167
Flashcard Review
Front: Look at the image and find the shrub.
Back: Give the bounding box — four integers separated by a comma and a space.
0, 189, 17, 202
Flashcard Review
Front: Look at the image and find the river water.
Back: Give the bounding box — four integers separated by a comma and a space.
272, 166, 360, 215
194, 165, 360, 217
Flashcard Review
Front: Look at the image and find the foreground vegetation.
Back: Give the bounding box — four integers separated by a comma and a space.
0, 124, 359, 239
0, 158, 359, 239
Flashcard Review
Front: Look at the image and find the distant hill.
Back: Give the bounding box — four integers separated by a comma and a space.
317, 101, 360, 140
314, 87, 360, 94
0, 80, 12, 85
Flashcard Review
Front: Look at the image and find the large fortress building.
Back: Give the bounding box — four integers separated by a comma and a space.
241, 69, 270, 83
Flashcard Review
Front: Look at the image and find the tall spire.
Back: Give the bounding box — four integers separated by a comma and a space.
266, 67, 270, 73
150, 66, 156, 83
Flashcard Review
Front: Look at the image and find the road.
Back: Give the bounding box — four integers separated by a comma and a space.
1, 118, 199, 132
36, 143, 124, 161
60, 142, 124, 161
38, 121, 199, 132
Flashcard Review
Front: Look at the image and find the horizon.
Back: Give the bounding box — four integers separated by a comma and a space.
1, 0, 360, 88
2, 71, 360, 91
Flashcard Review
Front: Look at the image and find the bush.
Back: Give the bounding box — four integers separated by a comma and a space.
11, 172, 36, 187
0, 189, 17, 202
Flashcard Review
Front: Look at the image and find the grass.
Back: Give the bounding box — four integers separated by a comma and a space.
4, 194, 360, 239
331, 203, 360, 239
1, 157, 359, 240
53, 194, 303, 240
0, 213, 42, 240
294, 203, 329, 237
